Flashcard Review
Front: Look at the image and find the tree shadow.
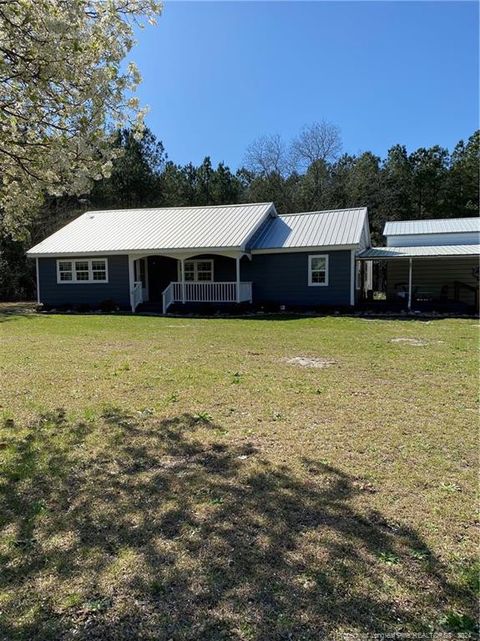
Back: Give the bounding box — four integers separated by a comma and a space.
0, 409, 475, 640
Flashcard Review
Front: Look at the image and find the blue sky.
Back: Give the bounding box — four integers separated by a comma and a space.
132, 1, 479, 169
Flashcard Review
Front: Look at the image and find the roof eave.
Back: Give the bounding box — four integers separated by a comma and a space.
251, 243, 358, 255
27, 245, 250, 258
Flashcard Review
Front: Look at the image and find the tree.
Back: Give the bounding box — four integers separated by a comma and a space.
290, 121, 342, 211
91, 128, 166, 209
381, 145, 414, 221
244, 134, 288, 178
447, 131, 479, 216
409, 146, 449, 217
345, 152, 384, 241
290, 121, 342, 171
0, 0, 161, 235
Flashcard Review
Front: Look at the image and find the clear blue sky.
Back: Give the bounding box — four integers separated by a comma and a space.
132, 1, 479, 169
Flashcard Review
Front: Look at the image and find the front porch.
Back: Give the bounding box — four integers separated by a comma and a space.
128, 253, 252, 314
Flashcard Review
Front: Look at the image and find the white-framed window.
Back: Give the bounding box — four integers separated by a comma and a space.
180, 259, 214, 282
308, 254, 329, 286
56, 258, 108, 284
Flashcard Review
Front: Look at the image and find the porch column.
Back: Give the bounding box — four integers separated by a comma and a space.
128, 255, 135, 312
407, 258, 413, 311
180, 257, 186, 304
235, 256, 241, 303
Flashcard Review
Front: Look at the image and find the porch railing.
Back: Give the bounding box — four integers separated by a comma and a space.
162, 281, 252, 314
132, 280, 143, 311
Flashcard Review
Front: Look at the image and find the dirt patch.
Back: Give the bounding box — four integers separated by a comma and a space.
390, 337, 428, 346
283, 356, 336, 369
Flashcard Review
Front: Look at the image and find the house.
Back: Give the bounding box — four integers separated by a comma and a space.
358, 217, 480, 311
27, 203, 371, 312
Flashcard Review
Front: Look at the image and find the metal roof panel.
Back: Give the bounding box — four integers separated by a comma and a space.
384, 217, 479, 236
27, 203, 276, 256
251, 207, 368, 250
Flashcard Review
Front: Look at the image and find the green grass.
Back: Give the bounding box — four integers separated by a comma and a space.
0, 303, 478, 640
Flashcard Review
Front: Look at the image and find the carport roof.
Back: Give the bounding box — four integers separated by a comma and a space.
383, 217, 480, 236
358, 245, 480, 259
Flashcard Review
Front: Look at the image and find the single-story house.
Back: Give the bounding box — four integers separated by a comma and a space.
27, 203, 372, 312
27, 203, 479, 313
357, 217, 480, 311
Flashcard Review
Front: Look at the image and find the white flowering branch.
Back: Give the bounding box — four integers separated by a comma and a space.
0, 0, 162, 236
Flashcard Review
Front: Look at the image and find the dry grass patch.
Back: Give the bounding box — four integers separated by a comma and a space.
282, 356, 337, 369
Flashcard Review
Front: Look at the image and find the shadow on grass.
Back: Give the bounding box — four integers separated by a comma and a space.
0, 302, 38, 322
0, 409, 476, 640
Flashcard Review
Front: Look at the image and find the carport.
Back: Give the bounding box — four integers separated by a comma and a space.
357, 244, 479, 312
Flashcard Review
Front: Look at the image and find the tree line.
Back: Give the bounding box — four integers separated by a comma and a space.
1, 125, 478, 300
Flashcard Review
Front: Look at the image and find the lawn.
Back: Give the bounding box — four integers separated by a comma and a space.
0, 304, 478, 640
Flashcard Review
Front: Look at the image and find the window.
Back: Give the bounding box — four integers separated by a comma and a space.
181, 259, 213, 282
92, 260, 107, 281
58, 261, 73, 281
308, 255, 328, 286
56, 258, 108, 283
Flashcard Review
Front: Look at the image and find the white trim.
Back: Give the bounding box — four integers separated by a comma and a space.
308, 254, 329, 287
180, 258, 186, 304
350, 250, 355, 306
35, 258, 40, 304
29, 244, 359, 259
252, 244, 357, 255
128, 255, 135, 312
144, 257, 149, 302
28, 245, 250, 259
56, 258, 109, 284
235, 256, 241, 303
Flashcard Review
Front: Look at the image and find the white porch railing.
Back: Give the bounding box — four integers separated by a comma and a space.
162, 281, 252, 314
132, 280, 143, 311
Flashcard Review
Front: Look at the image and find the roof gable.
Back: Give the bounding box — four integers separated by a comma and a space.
250, 207, 368, 251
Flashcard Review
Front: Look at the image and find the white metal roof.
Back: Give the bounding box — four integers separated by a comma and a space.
358, 245, 480, 259
250, 207, 368, 250
384, 217, 479, 236
27, 203, 276, 256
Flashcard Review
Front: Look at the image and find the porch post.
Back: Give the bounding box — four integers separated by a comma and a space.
407, 258, 413, 311
35, 258, 41, 305
128, 255, 135, 312
236, 256, 241, 303
181, 258, 186, 304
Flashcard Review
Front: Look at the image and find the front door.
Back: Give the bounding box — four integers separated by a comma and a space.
147, 256, 178, 302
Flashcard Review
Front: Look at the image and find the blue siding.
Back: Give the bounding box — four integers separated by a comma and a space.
38, 256, 130, 309
244, 250, 352, 306
37, 250, 353, 310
